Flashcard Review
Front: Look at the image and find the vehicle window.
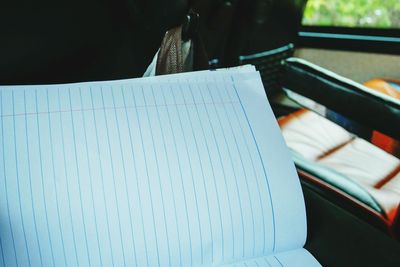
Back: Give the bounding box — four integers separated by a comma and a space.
302, 0, 400, 29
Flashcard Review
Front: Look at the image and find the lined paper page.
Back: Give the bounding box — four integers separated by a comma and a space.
0, 72, 318, 266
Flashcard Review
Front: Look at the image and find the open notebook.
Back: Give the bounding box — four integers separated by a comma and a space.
0, 68, 320, 267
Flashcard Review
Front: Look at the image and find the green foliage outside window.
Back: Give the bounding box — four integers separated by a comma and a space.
302, 0, 400, 28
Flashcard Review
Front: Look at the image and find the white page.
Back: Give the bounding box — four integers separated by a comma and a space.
0, 71, 318, 266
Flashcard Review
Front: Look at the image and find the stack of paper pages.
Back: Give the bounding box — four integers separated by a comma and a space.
0, 67, 321, 266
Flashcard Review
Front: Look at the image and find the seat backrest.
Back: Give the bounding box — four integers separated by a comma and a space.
0, 0, 188, 85
281, 58, 400, 140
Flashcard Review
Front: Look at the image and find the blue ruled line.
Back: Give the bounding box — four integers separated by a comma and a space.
46, 89, 68, 267
231, 81, 276, 252
110, 86, 138, 266
205, 84, 246, 258
160, 86, 193, 266
171, 84, 204, 264
131, 86, 161, 267
59, 87, 82, 267
35, 89, 57, 266
12, 91, 31, 265
150, 85, 183, 267
78, 88, 103, 267
122, 86, 149, 267
100, 86, 127, 267
89, 86, 116, 267
199, 84, 235, 261
1, 90, 18, 267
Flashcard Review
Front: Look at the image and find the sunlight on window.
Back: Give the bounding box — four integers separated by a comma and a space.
302, 0, 400, 28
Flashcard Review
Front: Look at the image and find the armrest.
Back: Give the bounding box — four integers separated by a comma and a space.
280, 57, 400, 140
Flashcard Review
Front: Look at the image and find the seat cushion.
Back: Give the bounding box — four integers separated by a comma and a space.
278, 109, 353, 161
318, 138, 400, 188
279, 109, 400, 220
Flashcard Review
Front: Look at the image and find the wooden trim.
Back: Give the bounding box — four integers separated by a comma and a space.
393, 204, 400, 240
298, 169, 392, 228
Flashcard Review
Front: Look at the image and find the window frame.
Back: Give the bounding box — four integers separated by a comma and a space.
298, 25, 400, 55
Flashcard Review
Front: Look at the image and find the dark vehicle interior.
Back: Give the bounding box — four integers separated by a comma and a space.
1, 0, 400, 266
